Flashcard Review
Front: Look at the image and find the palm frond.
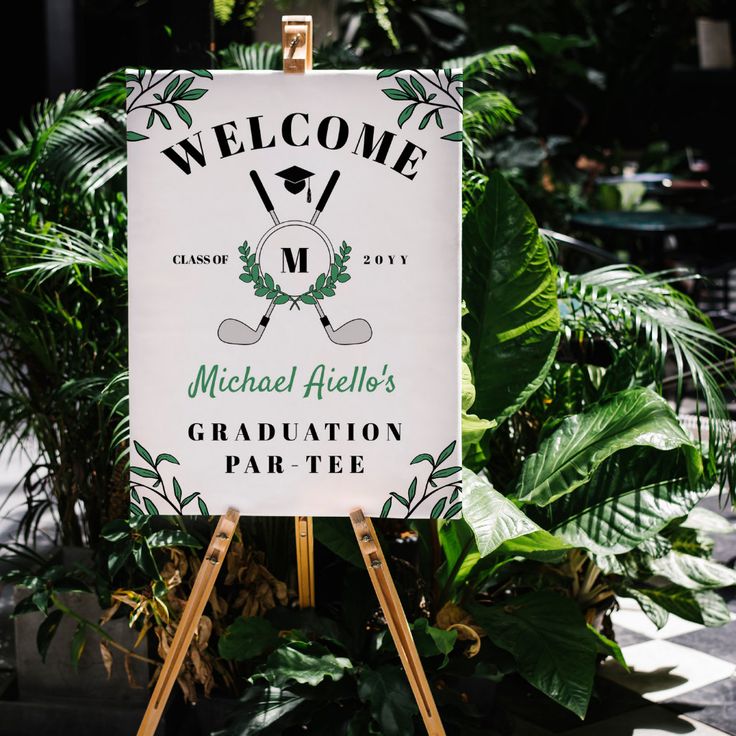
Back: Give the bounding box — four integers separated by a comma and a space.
558, 265, 735, 489
462, 90, 521, 164
0, 89, 125, 195
9, 225, 127, 283
445, 45, 534, 84
218, 42, 281, 70
45, 109, 126, 193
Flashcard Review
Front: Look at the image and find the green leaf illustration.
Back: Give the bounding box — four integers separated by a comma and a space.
377, 69, 400, 78
444, 502, 462, 520
192, 69, 213, 78
181, 492, 199, 508
407, 477, 417, 502
410, 76, 426, 99
163, 75, 181, 100
143, 497, 159, 515
432, 466, 462, 479
396, 77, 416, 98
155, 453, 179, 466
173, 477, 183, 503
131, 466, 158, 479
411, 453, 434, 465
154, 109, 171, 130
382, 88, 411, 101
174, 77, 194, 98
126, 131, 149, 142
179, 88, 208, 100
174, 103, 193, 128
380, 498, 392, 517
419, 111, 434, 130
398, 103, 418, 128
431, 498, 447, 520
134, 441, 155, 466
441, 131, 463, 141
437, 440, 457, 466
390, 492, 409, 508
198, 497, 210, 515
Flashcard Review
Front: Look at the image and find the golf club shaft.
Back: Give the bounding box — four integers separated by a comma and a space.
310, 170, 340, 225
260, 298, 277, 327
250, 170, 280, 225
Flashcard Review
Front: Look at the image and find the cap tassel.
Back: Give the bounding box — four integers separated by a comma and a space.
307, 177, 312, 203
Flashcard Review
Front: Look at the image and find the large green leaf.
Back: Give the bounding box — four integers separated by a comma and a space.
470, 591, 597, 718
649, 552, 736, 590
255, 642, 353, 688
627, 586, 731, 627
313, 518, 363, 568
357, 665, 418, 736
218, 616, 280, 661
213, 686, 307, 736
549, 447, 706, 554
462, 171, 560, 424
515, 387, 702, 507
463, 468, 544, 556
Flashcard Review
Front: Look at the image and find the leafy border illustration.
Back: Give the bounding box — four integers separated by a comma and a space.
380, 440, 462, 519
130, 441, 210, 516
378, 69, 463, 142
125, 69, 213, 142
238, 240, 352, 307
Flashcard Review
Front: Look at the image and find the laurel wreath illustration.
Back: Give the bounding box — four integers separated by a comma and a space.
237, 240, 352, 307
130, 441, 210, 516
378, 69, 463, 142
380, 440, 462, 520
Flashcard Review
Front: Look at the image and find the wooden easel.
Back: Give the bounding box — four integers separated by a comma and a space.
136, 17, 445, 736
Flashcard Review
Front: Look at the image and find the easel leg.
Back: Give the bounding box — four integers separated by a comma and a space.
295, 515, 315, 607
350, 509, 446, 736
136, 508, 240, 736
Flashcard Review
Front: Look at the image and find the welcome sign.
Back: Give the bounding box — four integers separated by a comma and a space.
127, 69, 461, 518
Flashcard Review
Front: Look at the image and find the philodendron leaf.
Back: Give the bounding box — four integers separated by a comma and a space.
215, 686, 306, 736
681, 507, 735, 535
255, 642, 352, 688
515, 387, 702, 507
462, 171, 560, 424
627, 586, 731, 627
357, 665, 418, 736
548, 446, 706, 554
470, 591, 597, 718
463, 468, 543, 557
313, 517, 364, 568
218, 617, 280, 661
648, 552, 736, 590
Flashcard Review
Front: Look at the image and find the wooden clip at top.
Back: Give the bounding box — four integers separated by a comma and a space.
350, 509, 446, 736
282, 15, 313, 73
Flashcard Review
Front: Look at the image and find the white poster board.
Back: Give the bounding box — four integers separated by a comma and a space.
127, 69, 461, 518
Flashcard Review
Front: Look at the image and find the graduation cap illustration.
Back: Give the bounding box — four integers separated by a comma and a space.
276, 165, 313, 202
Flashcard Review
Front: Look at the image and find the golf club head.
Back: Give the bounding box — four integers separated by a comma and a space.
218, 318, 265, 345
328, 318, 373, 345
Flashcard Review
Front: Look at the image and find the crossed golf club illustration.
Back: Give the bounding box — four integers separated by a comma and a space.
218, 170, 373, 346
